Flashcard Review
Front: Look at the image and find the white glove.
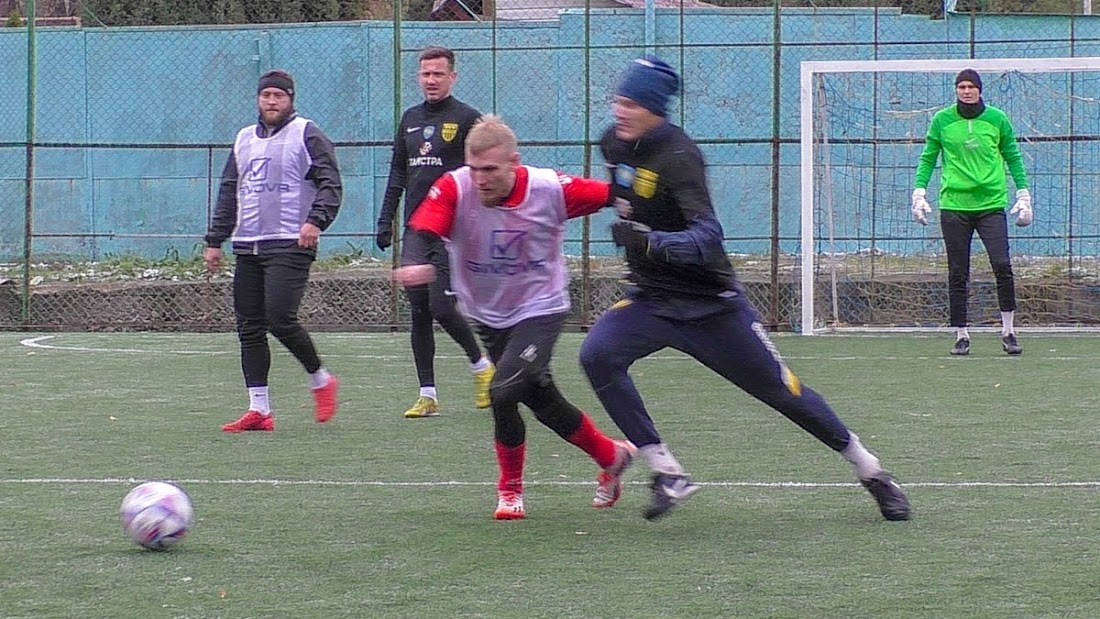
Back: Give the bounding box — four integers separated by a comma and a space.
1009, 188, 1032, 227
911, 188, 931, 225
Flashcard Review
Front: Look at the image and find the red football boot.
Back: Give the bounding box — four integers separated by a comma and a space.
313, 375, 339, 423
222, 410, 274, 433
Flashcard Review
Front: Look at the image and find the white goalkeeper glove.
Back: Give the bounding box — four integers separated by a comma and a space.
911, 188, 932, 226
1009, 188, 1032, 227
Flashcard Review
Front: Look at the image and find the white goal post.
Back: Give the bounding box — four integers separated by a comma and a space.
799, 57, 1100, 335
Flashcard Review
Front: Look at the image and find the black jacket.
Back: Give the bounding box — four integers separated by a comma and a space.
600, 122, 737, 298
378, 96, 481, 229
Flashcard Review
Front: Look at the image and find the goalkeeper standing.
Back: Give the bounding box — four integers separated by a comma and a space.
579, 56, 911, 522
377, 46, 494, 419
911, 68, 1032, 356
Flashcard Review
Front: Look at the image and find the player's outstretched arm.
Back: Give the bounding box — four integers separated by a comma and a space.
395, 228, 440, 286
560, 174, 614, 219
393, 262, 437, 287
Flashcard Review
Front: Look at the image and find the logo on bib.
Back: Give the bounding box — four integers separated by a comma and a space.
247, 158, 271, 181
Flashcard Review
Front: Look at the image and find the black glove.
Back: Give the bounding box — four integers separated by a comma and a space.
375, 221, 393, 251
610, 219, 652, 255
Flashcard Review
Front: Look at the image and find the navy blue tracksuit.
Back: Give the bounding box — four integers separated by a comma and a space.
580, 122, 851, 452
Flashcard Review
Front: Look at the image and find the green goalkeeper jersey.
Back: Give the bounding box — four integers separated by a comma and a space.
914, 104, 1029, 213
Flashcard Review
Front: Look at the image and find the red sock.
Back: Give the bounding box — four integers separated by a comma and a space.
566, 413, 617, 469
495, 442, 526, 493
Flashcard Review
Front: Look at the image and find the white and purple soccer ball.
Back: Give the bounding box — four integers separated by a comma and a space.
119, 481, 193, 551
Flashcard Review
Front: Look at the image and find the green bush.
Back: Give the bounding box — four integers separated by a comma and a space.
6, 6, 23, 27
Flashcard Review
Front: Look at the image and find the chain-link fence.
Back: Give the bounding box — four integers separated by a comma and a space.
2, 0, 1099, 331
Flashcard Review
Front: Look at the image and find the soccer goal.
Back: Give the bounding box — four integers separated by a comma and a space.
799, 57, 1100, 335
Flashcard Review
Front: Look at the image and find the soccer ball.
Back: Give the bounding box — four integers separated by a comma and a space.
119, 481, 193, 550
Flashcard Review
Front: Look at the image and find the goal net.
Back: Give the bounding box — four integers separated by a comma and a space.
800, 57, 1100, 334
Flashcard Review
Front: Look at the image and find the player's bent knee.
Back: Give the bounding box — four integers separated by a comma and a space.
428, 296, 459, 320
489, 373, 528, 409
409, 300, 431, 319
578, 339, 602, 368
268, 320, 302, 339
236, 323, 267, 344
579, 338, 625, 373
489, 387, 522, 410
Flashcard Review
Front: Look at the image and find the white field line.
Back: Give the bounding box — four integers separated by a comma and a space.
1, 477, 1099, 489
16, 335, 1100, 362
19, 335, 230, 355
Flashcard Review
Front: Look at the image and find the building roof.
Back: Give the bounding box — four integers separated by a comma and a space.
491, 0, 719, 20
610, 0, 719, 7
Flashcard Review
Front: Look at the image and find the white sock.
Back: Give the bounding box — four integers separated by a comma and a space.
1001, 311, 1015, 336
471, 357, 492, 373
420, 386, 438, 401
956, 327, 970, 341
308, 367, 331, 390
248, 387, 271, 415
841, 432, 882, 480
640, 443, 685, 476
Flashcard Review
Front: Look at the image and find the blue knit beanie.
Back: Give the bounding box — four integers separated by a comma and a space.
615, 55, 680, 117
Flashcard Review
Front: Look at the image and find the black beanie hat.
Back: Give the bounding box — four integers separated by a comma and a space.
257, 70, 295, 99
955, 69, 982, 92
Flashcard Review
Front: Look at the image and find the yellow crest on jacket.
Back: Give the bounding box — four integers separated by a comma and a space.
442, 122, 459, 143
634, 168, 658, 199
